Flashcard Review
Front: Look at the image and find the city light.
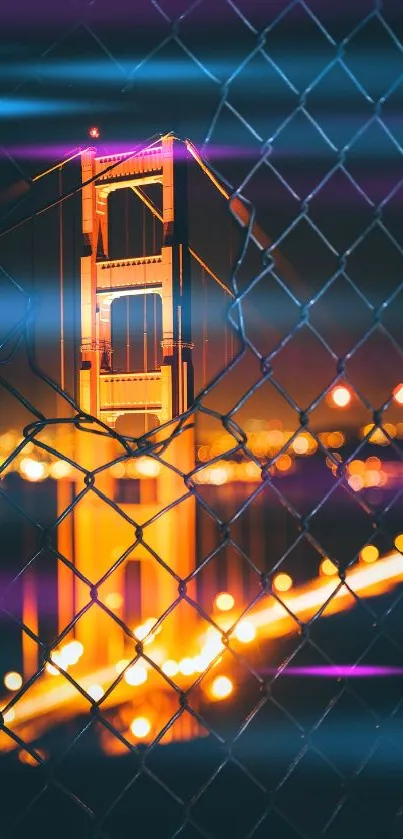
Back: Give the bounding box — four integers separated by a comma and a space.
133, 618, 158, 645
276, 454, 293, 472
130, 716, 151, 738
393, 383, 403, 405
292, 435, 309, 455
327, 431, 345, 448
19, 458, 47, 481
210, 676, 233, 700
49, 459, 73, 479
273, 573, 293, 593
234, 620, 256, 643
135, 457, 160, 477
330, 386, 352, 408
215, 592, 235, 612
178, 658, 195, 676
360, 545, 379, 564
87, 684, 104, 701
124, 664, 148, 686
60, 641, 84, 666
161, 660, 179, 678
320, 558, 338, 576
4, 671, 22, 692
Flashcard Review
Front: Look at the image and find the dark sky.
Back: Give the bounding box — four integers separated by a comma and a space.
1, 0, 403, 440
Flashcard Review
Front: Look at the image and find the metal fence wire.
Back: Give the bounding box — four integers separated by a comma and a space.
1, 0, 403, 837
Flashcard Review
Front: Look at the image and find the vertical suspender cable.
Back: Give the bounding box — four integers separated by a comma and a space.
229, 218, 234, 362
125, 190, 130, 372
202, 266, 207, 387
59, 167, 65, 392
143, 203, 148, 433
153, 213, 158, 370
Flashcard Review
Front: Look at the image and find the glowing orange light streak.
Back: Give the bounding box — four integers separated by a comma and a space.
1, 552, 402, 750
244, 552, 403, 637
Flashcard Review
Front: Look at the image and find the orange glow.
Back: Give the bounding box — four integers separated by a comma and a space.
393, 383, 403, 405
360, 545, 379, 564
130, 716, 151, 738
366, 456, 381, 470
4, 671, 22, 691
330, 386, 351, 408
327, 431, 345, 448
88, 126, 100, 139
18, 748, 45, 767
215, 592, 235, 612
250, 552, 403, 638
105, 592, 124, 610
273, 573, 293, 592
1, 553, 403, 743
320, 558, 338, 577
348, 460, 365, 475
210, 676, 233, 700
234, 620, 256, 643
276, 454, 293, 472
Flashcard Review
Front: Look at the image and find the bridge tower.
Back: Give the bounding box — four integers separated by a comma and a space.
58, 135, 196, 671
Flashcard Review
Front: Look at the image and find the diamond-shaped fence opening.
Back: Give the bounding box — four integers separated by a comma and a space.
1, 1, 403, 837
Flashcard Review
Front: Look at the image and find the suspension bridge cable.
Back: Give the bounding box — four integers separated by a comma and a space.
0, 133, 163, 240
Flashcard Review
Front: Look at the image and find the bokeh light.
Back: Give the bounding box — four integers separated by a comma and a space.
4, 671, 22, 691
360, 545, 379, 564
124, 664, 148, 686
210, 676, 233, 700
330, 386, 351, 408
130, 716, 151, 738
215, 592, 235, 611
234, 620, 256, 643
87, 684, 104, 701
320, 558, 338, 576
394, 534, 403, 553
273, 573, 293, 592
105, 592, 124, 610
393, 383, 403, 405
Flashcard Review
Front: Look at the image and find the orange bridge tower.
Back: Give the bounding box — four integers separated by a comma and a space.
58, 135, 196, 673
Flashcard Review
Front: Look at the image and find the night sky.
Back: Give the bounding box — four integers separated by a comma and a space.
1, 0, 403, 441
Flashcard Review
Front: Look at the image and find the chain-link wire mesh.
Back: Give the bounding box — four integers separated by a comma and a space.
1, 1, 403, 837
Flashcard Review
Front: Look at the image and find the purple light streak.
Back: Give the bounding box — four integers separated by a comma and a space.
260, 666, 403, 678
0, 143, 259, 161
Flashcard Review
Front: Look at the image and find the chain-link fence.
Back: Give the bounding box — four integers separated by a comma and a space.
1, 1, 403, 837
